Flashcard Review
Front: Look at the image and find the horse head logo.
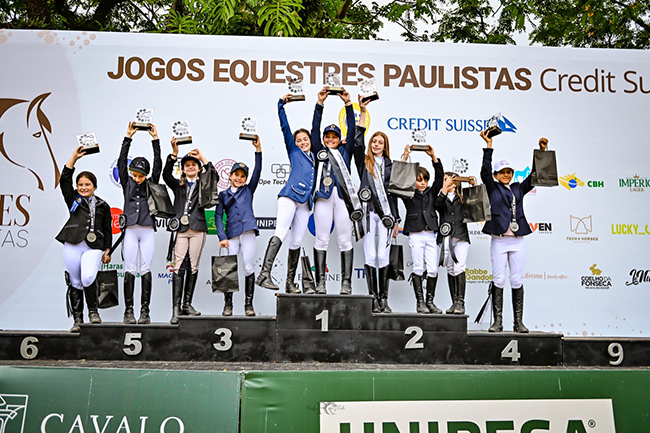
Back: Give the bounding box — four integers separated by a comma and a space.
0, 93, 60, 191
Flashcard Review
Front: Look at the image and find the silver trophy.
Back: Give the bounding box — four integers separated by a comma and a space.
410, 128, 429, 151
485, 113, 503, 138
77, 132, 100, 155
325, 72, 344, 95
172, 120, 192, 145
239, 116, 258, 141
134, 108, 153, 130
287, 76, 305, 102
359, 77, 379, 103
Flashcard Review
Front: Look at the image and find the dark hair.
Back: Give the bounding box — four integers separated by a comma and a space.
76, 171, 97, 188
293, 128, 310, 142
417, 166, 430, 182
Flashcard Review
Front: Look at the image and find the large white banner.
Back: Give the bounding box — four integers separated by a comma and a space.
0, 29, 648, 335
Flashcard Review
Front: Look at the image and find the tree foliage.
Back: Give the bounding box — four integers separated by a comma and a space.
1, 0, 648, 48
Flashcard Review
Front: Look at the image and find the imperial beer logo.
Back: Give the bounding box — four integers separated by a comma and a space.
619, 174, 649, 192
0, 394, 28, 433
581, 264, 612, 290
320, 399, 616, 433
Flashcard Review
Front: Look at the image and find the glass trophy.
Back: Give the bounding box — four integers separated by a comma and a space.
410, 128, 429, 151
77, 132, 100, 155
485, 113, 503, 138
359, 77, 379, 103
134, 108, 153, 130
172, 120, 192, 145
287, 76, 305, 102
239, 116, 258, 141
325, 72, 344, 95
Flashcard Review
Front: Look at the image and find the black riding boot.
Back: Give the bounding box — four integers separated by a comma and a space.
445, 273, 457, 314
256, 236, 281, 290
222, 292, 233, 316
488, 283, 504, 332
68, 287, 84, 333
84, 280, 102, 324
244, 274, 255, 316
425, 275, 442, 314
170, 272, 183, 324
364, 265, 380, 313
411, 274, 428, 314
378, 266, 392, 313
285, 248, 302, 293
453, 273, 466, 315
314, 249, 327, 294
340, 250, 353, 295
138, 272, 152, 324
123, 272, 136, 324
182, 271, 201, 316
512, 286, 529, 333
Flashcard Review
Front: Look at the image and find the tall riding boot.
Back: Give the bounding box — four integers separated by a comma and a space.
445, 273, 457, 314
123, 272, 136, 324
256, 236, 282, 290
340, 250, 353, 295
453, 273, 466, 315
411, 274, 428, 314
364, 265, 380, 313
488, 283, 504, 332
244, 274, 256, 316
425, 275, 443, 314
314, 248, 327, 294
138, 272, 152, 324
68, 287, 84, 332
285, 248, 302, 293
182, 271, 201, 316
378, 266, 392, 313
170, 272, 183, 324
84, 280, 102, 324
222, 292, 233, 316
512, 286, 529, 333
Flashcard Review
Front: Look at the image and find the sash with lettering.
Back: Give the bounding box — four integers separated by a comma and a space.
365, 161, 395, 246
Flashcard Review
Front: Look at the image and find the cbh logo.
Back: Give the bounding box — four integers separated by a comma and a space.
0, 394, 28, 433
0, 93, 60, 191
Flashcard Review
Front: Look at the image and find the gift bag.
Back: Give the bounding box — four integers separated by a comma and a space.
387, 241, 405, 281
147, 180, 175, 218
211, 248, 239, 293
301, 248, 316, 293
97, 269, 119, 309
199, 165, 220, 209
388, 160, 420, 199
462, 184, 492, 223
531, 149, 559, 187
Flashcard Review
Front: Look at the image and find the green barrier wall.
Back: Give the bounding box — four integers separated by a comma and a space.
240, 370, 650, 433
0, 366, 240, 433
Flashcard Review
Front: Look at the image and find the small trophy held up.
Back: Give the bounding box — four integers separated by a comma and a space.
410, 128, 429, 151
172, 120, 192, 145
239, 117, 258, 141
359, 77, 379, 103
133, 108, 153, 130
287, 76, 305, 102
325, 72, 345, 95
77, 132, 100, 155
485, 113, 503, 138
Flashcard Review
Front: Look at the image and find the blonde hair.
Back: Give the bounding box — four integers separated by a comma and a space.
364, 131, 390, 177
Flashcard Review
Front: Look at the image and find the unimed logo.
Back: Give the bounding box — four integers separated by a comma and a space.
0, 394, 28, 433
320, 399, 616, 433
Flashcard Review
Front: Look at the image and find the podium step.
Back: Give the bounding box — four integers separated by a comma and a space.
0, 331, 79, 360
563, 337, 650, 367
465, 331, 563, 366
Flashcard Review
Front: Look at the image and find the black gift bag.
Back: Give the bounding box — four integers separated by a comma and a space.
211, 248, 239, 293
97, 270, 119, 309
301, 248, 316, 293
147, 180, 175, 218
531, 149, 559, 187
461, 184, 492, 223
387, 241, 405, 281
388, 160, 420, 199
